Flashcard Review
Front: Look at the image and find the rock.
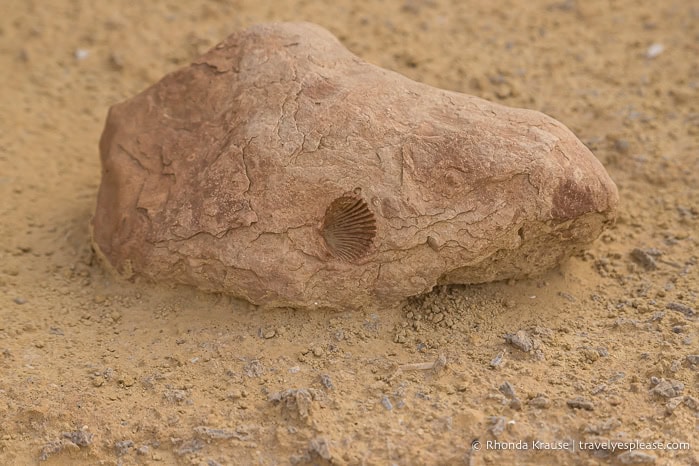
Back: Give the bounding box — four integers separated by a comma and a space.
529, 395, 551, 409
505, 330, 536, 352
308, 437, 332, 460
649, 378, 684, 399
380, 395, 393, 411
499, 381, 516, 399
92, 22, 618, 310
62, 430, 93, 447
193, 426, 242, 440
114, 440, 134, 456
488, 416, 507, 436
567, 397, 594, 411
319, 374, 334, 389
630, 248, 658, 271
666, 302, 695, 317
269, 388, 319, 419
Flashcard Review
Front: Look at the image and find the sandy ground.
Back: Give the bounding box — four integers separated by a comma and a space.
1, 0, 698, 465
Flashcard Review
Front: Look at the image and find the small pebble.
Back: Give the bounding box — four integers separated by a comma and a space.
489, 416, 507, 436
666, 302, 695, 317
582, 348, 600, 362
646, 42, 664, 59
115, 439, 134, 456
529, 395, 551, 409
62, 430, 93, 447
650, 379, 684, 398
665, 396, 684, 414
194, 426, 237, 440
489, 352, 504, 368
591, 384, 607, 395
567, 397, 594, 411
499, 381, 516, 399
109, 52, 124, 70
608, 372, 625, 384
136, 445, 150, 455
320, 374, 334, 389
13, 297, 26, 305
630, 248, 657, 270
558, 292, 576, 302
74, 48, 90, 60
380, 395, 393, 411
505, 330, 534, 352
227, 389, 243, 400
613, 138, 630, 154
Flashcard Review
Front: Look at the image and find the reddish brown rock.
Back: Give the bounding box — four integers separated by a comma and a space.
92, 22, 618, 310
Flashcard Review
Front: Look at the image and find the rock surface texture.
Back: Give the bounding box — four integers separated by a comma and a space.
92, 22, 619, 310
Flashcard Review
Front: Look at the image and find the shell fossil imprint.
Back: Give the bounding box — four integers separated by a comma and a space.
321, 191, 377, 262
92, 22, 619, 310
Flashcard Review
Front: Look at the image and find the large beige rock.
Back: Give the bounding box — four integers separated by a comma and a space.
92, 22, 618, 310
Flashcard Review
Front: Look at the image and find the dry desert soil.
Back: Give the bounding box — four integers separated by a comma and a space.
1, 0, 698, 465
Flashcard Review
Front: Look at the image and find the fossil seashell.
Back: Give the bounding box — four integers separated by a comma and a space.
321, 193, 377, 261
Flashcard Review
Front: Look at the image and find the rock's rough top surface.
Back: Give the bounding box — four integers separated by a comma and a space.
92, 22, 618, 310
